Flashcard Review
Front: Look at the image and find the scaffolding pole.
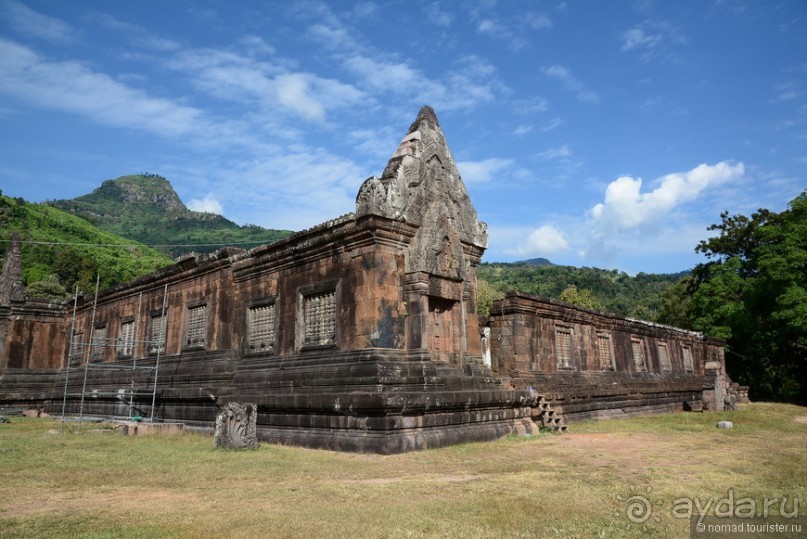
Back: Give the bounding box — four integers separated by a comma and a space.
150, 284, 168, 422
77, 275, 100, 433
59, 285, 80, 434
128, 292, 143, 421
61, 277, 168, 430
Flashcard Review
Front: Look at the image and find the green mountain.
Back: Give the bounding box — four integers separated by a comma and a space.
0, 194, 172, 297
516, 257, 554, 266
478, 262, 688, 320
49, 174, 293, 258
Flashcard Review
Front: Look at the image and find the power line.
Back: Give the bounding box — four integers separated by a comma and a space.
0, 238, 277, 249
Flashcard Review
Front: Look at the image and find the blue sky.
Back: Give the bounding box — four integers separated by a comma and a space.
0, 0, 804, 274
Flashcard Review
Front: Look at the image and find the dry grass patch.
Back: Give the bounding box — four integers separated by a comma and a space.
1, 403, 804, 538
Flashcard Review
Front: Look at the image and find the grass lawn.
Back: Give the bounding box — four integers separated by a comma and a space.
1, 402, 805, 538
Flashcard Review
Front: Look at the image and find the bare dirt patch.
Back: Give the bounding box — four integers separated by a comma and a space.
3, 489, 202, 518
794, 415, 807, 424
344, 474, 486, 485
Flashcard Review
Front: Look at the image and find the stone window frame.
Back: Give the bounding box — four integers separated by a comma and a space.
631, 337, 647, 372
246, 297, 279, 356
90, 323, 108, 363
682, 345, 695, 374
148, 307, 168, 356
296, 280, 340, 352
117, 316, 136, 359
657, 342, 672, 373
596, 332, 616, 371
554, 326, 574, 371
184, 301, 208, 350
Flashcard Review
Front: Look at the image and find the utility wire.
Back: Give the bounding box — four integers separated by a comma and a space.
0, 238, 277, 249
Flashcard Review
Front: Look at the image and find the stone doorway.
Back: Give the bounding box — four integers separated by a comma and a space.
428, 297, 457, 362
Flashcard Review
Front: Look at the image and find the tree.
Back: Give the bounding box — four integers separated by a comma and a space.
559, 285, 602, 311
657, 277, 695, 328
26, 274, 68, 301
663, 191, 806, 402
476, 278, 504, 316
53, 249, 98, 293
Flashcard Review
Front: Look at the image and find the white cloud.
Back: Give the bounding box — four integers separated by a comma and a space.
619, 21, 687, 63
526, 13, 553, 30
0, 39, 204, 137
342, 53, 502, 111
426, 3, 454, 27
1, 0, 75, 43
588, 161, 746, 239
344, 54, 422, 93
87, 12, 180, 51
621, 27, 662, 51
308, 22, 357, 51
513, 124, 533, 136
221, 147, 365, 231
457, 158, 514, 183
187, 194, 224, 215
771, 81, 799, 103
514, 96, 549, 114
352, 2, 378, 19
536, 144, 572, 161
470, 7, 551, 49
502, 224, 570, 257
540, 117, 564, 131
239, 35, 275, 57
275, 73, 327, 122
543, 65, 599, 103
168, 48, 367, 123
477, 18, 509, 38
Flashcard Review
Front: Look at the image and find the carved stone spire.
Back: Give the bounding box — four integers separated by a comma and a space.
356, 106, 488, 278
0, 232, 25, 305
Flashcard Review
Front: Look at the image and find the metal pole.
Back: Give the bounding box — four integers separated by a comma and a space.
150, 284, 168, 422
60, 285, 80, 433
129, 292, 143, 421
77, 275, 100, 433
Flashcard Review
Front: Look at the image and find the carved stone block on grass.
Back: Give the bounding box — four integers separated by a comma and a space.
214, 402, 258, 449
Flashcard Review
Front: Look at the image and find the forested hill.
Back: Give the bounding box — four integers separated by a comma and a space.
0, 194, 172, 296
49, 174, 293, 258
478, 262, 687, 320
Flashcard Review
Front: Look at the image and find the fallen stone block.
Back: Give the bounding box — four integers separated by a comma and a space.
121, 421, 185, 436
716, 421, 733, 429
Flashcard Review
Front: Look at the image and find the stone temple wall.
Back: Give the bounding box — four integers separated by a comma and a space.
488, 292, 741, 419
0, 106, 744, 453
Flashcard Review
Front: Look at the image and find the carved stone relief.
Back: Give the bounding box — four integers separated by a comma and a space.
214, 402, 258, 449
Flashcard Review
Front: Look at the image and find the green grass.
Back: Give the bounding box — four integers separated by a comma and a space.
1, 403, 805, 538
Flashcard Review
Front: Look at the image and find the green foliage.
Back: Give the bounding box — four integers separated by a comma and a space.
0, 194, 172, 294
48, 174, 293, 258
659, 191, 807, 403
477, 262, 684, 318
476, 278, 505, 316
559, 284, 602, 311
25, 274, 68, 301
657, 276, 696, 329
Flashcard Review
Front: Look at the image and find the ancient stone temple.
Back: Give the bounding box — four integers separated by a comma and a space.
0, 107, 746, 453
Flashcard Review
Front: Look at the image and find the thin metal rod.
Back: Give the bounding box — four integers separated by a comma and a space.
60, 285, 80, 433
150, 284, 168, 422
129, 292, 143, 420
77, 275, 100, 433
